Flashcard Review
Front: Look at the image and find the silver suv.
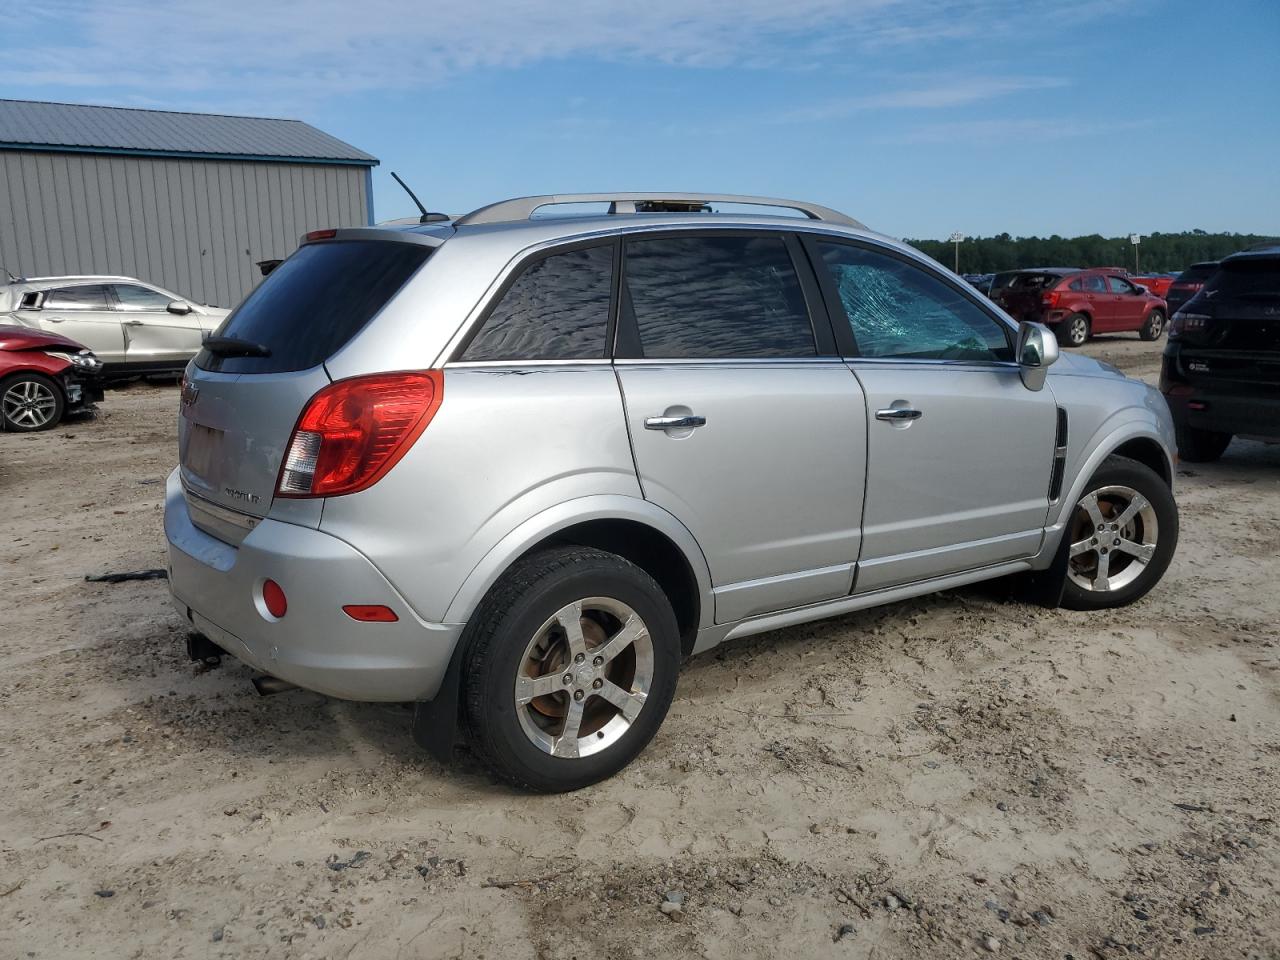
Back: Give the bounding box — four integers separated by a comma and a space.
165, 193, 1179, 791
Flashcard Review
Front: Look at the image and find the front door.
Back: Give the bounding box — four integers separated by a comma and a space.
22, 284, 125, 364
111, 283, 205, 366
614, 232, 868, 624
805, 237, 1058, 592
1106, 275, 1145, 331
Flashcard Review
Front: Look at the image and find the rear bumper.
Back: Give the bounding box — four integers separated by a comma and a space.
164, 469, 462, 701
1164, 389, 1280, 440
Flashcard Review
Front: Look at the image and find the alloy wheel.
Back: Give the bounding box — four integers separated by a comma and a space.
2, 379, 58, 429
1067, 484, 1159, 592
1069, 316, 1089, 345
514, 597, 654, 759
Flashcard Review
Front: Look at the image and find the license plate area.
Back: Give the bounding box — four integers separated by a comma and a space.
184, 423, 224, 481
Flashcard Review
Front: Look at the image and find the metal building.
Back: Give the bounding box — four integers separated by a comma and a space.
0, 99, 378, 308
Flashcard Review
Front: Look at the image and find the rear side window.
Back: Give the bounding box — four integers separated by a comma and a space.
198, 240, 432, 374
816, 241, 1012, 361
44, 285, 111, 310
621, 235, 816, 359
1083, 275, 1107, 293
461, 244, 613, 361
1203, 259, 1280, 298
1069, 278, 1084, 291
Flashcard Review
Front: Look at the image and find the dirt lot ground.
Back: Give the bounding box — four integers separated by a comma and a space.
2, 336, 1277, 959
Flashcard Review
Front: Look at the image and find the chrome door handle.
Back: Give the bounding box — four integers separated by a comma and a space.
645, 414, 706, 430
875, 407, 922, 422
47, 316, 64, 323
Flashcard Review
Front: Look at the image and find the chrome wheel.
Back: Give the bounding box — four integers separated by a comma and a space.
1067, 485, 1159, 592
514, 597, 653, 759
2, 378, 58, 429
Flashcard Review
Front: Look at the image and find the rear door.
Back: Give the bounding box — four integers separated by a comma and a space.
23, 284, 125, 364
112, 282, 206, 366
805, 236, 1057, 592
614, 231, 868, 623
180, 236, 434, 520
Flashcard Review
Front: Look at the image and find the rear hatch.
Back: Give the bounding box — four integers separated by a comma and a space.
179, 236, 435, 525
991, 272, 1062, 320
1166, 262, 1218, 314
1174, 255, 1280, 390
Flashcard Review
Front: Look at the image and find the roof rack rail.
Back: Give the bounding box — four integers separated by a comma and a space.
454, 193, 863, 228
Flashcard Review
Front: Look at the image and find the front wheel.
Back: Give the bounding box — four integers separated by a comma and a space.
1, 373, 64, 431
1057, 313, 1091, 348
461, 546, 681, 792
1061, 456, 1178, 610
1139, 310, 1166, 341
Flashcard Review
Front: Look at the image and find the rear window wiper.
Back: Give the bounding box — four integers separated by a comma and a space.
203, 335, 272, 358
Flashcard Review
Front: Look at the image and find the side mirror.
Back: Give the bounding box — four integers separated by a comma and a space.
1016, 321, 1058, 391
167, 300, 193, 315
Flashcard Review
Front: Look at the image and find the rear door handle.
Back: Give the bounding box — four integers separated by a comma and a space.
875, 408, 923, 422
645, 415, 706, 430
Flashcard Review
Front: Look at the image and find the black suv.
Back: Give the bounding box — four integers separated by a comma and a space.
1161, 246, 1280, 461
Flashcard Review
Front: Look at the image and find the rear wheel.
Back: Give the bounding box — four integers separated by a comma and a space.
0, 373, 64, 432
462, 546, 680, 792
1057, 313, 1090, 347
1061, 456, 1177, 610
1139, 310, 1166, 341
1174, 421, 1231, 462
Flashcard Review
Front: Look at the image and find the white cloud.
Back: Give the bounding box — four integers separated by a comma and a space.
784, 76, 1071, 121
0, 0, 1140, 106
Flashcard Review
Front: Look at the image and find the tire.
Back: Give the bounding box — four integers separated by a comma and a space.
1057, 313, 1091, 348
0, 372, 64, 432
461, 545, 681, 792
1060, 455, 1178, 611
1139, 310, 1166, 341
1174, 421, 1231, 463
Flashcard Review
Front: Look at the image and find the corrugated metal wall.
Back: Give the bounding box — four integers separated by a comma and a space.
0, 151, 370, 309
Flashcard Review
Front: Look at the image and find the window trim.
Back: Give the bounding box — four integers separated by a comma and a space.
613, 228, 834, 361
450, 236, 620, 363
798, 233, 1017, 363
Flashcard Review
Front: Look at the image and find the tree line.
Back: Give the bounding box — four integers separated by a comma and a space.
906, 230, 1278, 275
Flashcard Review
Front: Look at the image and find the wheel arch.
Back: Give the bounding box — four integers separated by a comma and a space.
443, 495, 713, 657
1049, 420, 1175, 531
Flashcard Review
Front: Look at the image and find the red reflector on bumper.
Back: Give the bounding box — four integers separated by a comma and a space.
343, 604, 399, 623
263, 579, 287, 618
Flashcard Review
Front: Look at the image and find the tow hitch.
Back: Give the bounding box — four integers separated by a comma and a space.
186, 632, 224, 668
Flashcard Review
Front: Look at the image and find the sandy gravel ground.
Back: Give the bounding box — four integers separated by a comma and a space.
1, 336, 1277, 959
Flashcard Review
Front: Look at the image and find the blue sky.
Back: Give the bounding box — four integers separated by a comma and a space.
4, 0, 1277, 239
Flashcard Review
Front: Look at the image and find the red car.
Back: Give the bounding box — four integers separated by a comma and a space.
1130, 274, 1176, 298
990, 268, 1169, 347
0, 324, 105, 431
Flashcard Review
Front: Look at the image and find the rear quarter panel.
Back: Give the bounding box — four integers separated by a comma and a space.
316, 365, 645, 624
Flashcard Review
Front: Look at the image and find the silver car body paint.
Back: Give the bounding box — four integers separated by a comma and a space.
165, 205, 1175, 702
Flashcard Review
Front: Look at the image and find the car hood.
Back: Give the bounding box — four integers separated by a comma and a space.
0, 322, 90, 353
1048, 351, 1127, 380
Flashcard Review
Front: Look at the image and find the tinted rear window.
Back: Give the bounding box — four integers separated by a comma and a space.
460, 244, 613, 361
1177, 263, 1218, 282
197, 240, 432, 373
1006, 273, 1061, 290
1203, 259, 1280, 299
621, 235, 816, 359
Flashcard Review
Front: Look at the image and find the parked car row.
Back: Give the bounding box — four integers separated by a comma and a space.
989, 267, 1167, 346
0, 275, 227, 378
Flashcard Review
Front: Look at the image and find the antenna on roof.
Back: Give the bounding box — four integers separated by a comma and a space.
390, 171, 450, 224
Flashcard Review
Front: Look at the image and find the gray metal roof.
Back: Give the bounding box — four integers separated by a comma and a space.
0, 99, 376, 166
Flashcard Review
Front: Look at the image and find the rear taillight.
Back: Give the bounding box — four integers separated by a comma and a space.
1041, 290, 1061, 308
276, 371, 443, 498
